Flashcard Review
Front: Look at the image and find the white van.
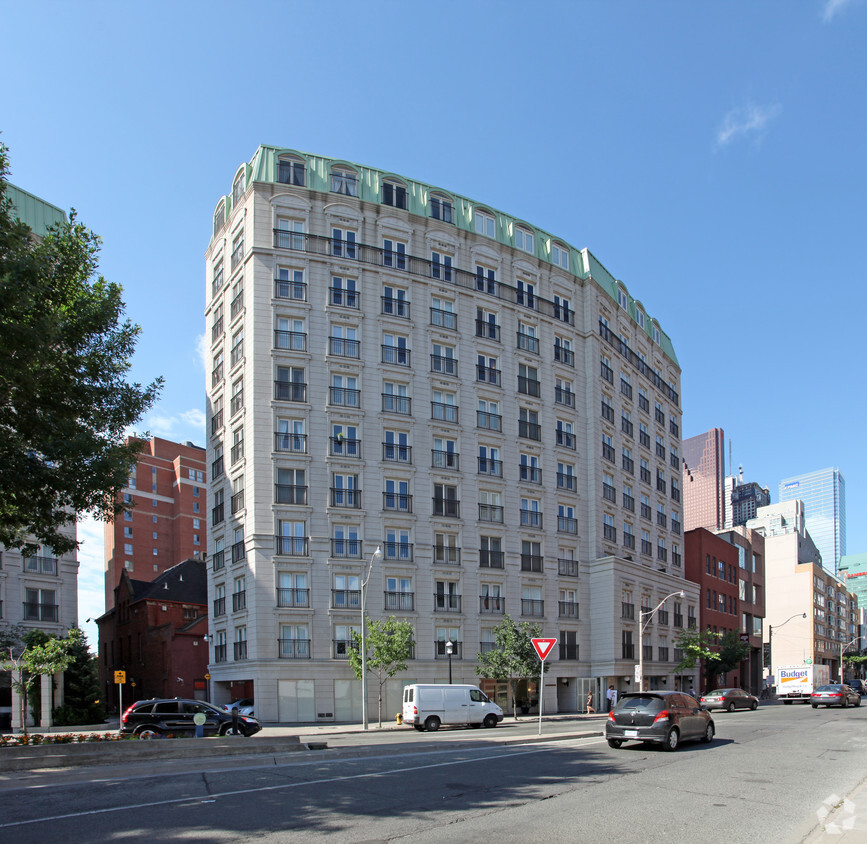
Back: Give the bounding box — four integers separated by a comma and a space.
402, 684, 503, 731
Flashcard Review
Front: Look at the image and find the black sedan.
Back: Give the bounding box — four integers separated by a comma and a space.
811, 684, 862, 709
606, 690, 714, 751
700, 688, 759, 712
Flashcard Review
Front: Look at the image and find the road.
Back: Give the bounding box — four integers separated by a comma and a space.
1, 703, 865, 843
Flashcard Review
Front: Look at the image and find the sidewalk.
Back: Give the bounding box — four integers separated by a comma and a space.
802, 776, 867, 843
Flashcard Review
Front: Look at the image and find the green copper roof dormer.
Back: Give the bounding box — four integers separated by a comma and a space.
226, 145, 678, 366
7, 183, 66, 239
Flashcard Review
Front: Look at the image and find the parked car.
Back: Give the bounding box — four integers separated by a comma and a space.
224, 698, 255, 717
845, 679, 865, 695
120, 698, 262, 738
700, 688, 759, 712
606, 690, 715, 751
810, 684, 862, 709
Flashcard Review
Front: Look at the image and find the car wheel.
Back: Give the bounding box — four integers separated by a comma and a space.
727, 701, 736, 713
661, 728, 679, 751
856, 697, 861, 707
701, 722, 714, 744
134, 726, 161, 739
424, 716, 441, 732
750, 701, 758, 711
483, 714, 498, 729
842, 698, 849, 708
812, 704, 818, 709
607, 739, 623, 749
220, 723, 245, 736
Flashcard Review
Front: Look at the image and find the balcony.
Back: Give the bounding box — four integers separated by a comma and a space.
557, 472, 576, 491
331, 539, 362, 559
521, 599, 544, 617
230, 289, 243, 318
432, 450, 459, 470
557, 516, 578, 534
600, 361, 613, 383
382, 345, 411, 367
276, 432, 308, 453
277, 588, 309, 608
430, 307, 457, 330
558, 558, 579, 577
516, 333, 539, 354
214, 644, 227, 663
555, 386, 575, 407
621, 379, 633, 400
554, 345, 574, 366
384, 591, 415, 611
519, 421, 541, 441
212, 550, 225, 571
330, 387, 361, 408
329, 286, 358, 308
333, 640, 355, 659
603, 483, 616, 503
602, 442, 615, 462
382, 394, 411, 415
274, 330, 307, 352
383, 542, 413, 561
520, 509, 542, 528
623, 493, 635, 512
657, 609, 669, 626
478, 503, 504, 523
641, 539, 653, 555
211, 457, 224, 479
480, 595, 505, 614
601, 403, 614, 423
559, 601, 579, 618
622, 419, 634, 437
478, 457, 503, 477
275, 277, 307, 300
640, 466, 651, 484
431, 355, 458, 376
230, 491, 244, 514
432, 497, 460, 518
232, 541, 246, 563
332, 589, 361, 609
329, 337, 360, 359
657, 512, 667, 528
603, 524, 617, 542
212, 502, 224, 525
274, 536, 309, 556
382, 442, 411, 463
381, 296, 410, 319
330, 487, 361, 508
230, 442, 243, 465
383, 492, 412, 512
232, 591, 246, 612
655, 408, 665, 425
479, 549, 505, 569
213, 597, 226, 617
275, 484, 308, 505
278, 639, 310, 659
622, 644, 635, 659
640, 430, 651, 448
434, 593, 462, 613
517, 376, 541, 397
622, 602, 635, 620
519, 465, 541, 484
475, 320, 500, 341
622, 455, 634, 474
435, 641, 462, 659
211, 410, 223, 435
476, 365, 501, 385
623, 532, 636, 549
655, 443, 666, 459
327, 436, 359, 458
477, 410, 502, 431
433, 545, 461, 565
521, 554, 543, 572
274, 381, 307, 402
431, 402, 458, 423
640, 503, 652, 520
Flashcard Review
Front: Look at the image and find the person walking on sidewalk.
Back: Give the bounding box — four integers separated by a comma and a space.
586, 691, 595, 714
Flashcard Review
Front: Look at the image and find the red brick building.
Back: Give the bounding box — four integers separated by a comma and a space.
104, 436, 207, 609
97, 558, 209, 712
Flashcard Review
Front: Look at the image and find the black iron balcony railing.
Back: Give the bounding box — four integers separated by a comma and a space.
383, 541, 413, 561
230, 491, 244, 514
275, 277, 307, 300
328, 436, 360, 457
479, 549, 505, 569
23, 602, 58, 622
476, 365, 501, 385
332, 589, 361, 609
384, 591, 414, 611
232, 591, 246, 612
517, 376, 541, 397
382, 345, 411, 366
555, 386, 575, 407
275, 432, 308, 453
479, 595, 505, 613
274, 330, 307, 352
475, 320, 501, 341
212, 550, 225, 571
278, 639, 310, 659
554, 345, 575, 366
277, 588, 309, 608
329, 337, 360, 358
431, 402, 458, 423
521, 599, 544, 617
519, 420, 541, 441
274, 536, 309, 556
432, 497, 460, 518
435, 641, 462, 659
275, 484, 308, 505
382, 394, 411, 415
430, 307, 457, 330
520, 509, 542, 528
329, 286, 359, 308
433, 545, 461, 565
521, 554, 543, 572
559, 601, 579, 618
330, 387, 361, 407
383, 492, 412, 512
274, 381, 307, 402
558, 558, 579, 577
433, 593, 461, 613
477, 410, 502, 431
330, 488, 361, 508
516, 333, 539, 354
478, 504, 504, 523
381, 296, 410, 318
382, 442, 411, 462
622, 602, 635, 620
231, 540, 246, 562
213, 597, 226, 617
519, 465, 541, 484
558, 516, 578, 534
331, 539, 362, 559
430, 354, 458, 376
432, 450, 459, 470
478, 457, 503, 477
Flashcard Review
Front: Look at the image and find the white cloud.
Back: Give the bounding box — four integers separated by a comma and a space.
823, 0, 854, 22
716, 103, 782, 148
76, 513, 106, 650
140, 407, 206, 444
195, 331, 208, 372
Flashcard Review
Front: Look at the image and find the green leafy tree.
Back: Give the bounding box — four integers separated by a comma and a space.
675, 627, 751, 691
0, 631, 73, 736
52, 628, 104, 726
476, 615, 548, 719
349, 617, 414, 728
0, 143, 162, 556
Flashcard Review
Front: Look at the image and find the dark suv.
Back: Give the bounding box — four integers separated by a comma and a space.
120, 698, 262, 738
606, 690, 714, 751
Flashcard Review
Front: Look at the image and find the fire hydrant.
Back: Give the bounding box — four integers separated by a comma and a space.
395, 712, 403, 725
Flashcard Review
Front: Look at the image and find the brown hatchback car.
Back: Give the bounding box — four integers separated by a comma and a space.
606, 690, 715, 751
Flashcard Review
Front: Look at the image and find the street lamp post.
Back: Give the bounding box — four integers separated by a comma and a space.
638, 591, 684, 693
446, 640, 454, 684
767, 612, 806, 689
840, 636, 863, 684
360, 545, 383, 731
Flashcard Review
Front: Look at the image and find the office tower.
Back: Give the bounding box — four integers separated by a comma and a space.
682, 428, 726, 532
779, 468, 846, 573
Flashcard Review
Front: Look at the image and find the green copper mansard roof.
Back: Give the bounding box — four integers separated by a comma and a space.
7, 183, 67, 238
212, 145, 678, 367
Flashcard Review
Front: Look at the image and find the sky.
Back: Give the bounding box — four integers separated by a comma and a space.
2, 0, 865, 650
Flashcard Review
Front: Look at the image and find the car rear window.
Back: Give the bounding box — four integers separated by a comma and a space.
815, 685, 840, 692
617, 695, 663, 712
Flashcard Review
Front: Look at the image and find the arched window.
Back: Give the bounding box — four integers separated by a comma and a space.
331, 167, 358, 197
278, 156, 306, 187
232, 170, 246, 206
213, 202, 226, 238
515, 226, 534, 254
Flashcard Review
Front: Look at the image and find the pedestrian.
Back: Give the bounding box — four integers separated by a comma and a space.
606, 685, 616, 712
586, 691, 595, 714
688, 685, 696, 700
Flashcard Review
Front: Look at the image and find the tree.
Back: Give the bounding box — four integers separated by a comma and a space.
476, 615, 548, 719
52, 627, 104, 726
348, 617, 414, 728
0, 143, 162, 556
675, 627, 751, 691
0, 631, 73, 736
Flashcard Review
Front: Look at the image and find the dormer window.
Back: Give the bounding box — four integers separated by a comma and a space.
331, 167, 358, 196
475, 209, 495, 238
551, 243, 570, 270
653, 325, 661, 344
382, 180, 407, 209
515, 226, 534, 253
278, 157, 306, 187
430, 194, 453, 223
636, 309, 645, 328
232, 171, 246, 206
213, 202, 226, 238
617, 288, 628, 309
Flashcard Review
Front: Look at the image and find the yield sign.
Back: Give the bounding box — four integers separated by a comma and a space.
531, 638, 557, 661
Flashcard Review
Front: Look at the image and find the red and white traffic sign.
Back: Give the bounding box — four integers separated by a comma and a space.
531, 638, 557, 661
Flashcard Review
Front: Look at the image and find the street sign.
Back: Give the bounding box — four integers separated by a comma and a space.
114, 670, 126, 684
531, 638, 557, 661
634, 665, 643, 685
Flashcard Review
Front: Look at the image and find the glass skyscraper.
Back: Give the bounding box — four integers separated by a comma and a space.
779, 467, 846, 573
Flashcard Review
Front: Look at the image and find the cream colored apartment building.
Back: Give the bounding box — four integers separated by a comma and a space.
204, 147, 696, 721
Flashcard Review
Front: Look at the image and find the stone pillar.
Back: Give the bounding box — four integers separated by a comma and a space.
11, 683, 24, 732
40, 673, 55, 728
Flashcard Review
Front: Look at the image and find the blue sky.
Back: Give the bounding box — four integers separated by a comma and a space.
3, 0, 865, 647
